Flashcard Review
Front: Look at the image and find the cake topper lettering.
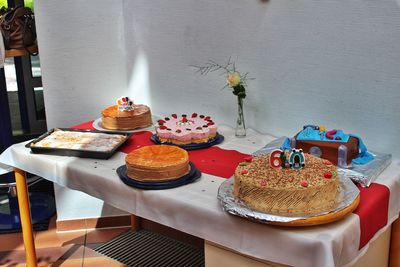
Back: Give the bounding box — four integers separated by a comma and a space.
117, 96, 134, 112
270, 149, 290, 169
270, 149, 283, 169
289, 149, 305, 170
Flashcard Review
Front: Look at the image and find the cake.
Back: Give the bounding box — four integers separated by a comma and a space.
233, 151, 340, 216
282, 125, 374, 166
125, 145, 190, 182
101, 97, 152, 130
31, 129, 127, 152
155, 113, 218, 145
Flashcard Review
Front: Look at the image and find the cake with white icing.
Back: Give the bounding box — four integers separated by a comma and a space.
156, 113, 218, 145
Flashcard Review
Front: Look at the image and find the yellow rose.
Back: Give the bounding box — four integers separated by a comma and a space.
227, 72, 241, 87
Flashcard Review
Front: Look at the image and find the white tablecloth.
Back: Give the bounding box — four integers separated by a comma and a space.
1, 126, 399, 267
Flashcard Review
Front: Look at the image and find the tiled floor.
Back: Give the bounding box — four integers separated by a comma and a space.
0, 215, 129, 267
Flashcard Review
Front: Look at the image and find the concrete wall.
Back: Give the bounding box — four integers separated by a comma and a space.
34, 0, 400, 221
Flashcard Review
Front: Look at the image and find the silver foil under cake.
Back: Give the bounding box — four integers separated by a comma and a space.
217, 175, 359, 223
252, 137, 392, 187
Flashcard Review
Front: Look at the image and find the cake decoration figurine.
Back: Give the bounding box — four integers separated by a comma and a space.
282, 125, 374, 167
117, 96, 134, 112
289, 149, 305, 170
269, 149, 292, 169
269, 149, 284, 169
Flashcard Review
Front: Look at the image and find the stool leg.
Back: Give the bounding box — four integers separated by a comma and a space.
14, 168, 37, 267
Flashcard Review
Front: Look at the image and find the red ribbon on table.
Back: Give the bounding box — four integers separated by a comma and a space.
354, 183, 390, 249
72, 120, 391, 249
72, 121, 249, 178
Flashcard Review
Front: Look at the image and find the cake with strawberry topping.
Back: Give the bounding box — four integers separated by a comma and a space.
101, 97, 152, 130
156, 113, 218, 145
233, 152, 340, 216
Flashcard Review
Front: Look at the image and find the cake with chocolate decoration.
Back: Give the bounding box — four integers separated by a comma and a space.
156, 113, 218, 145
125, 145, 190, 182
101, 96, 152, 130
233, 151, 340, 216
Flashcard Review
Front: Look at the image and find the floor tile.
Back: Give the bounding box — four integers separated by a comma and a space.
85, 227, 130, 245
34, 228, 86, 249
0, 245, 83, 267
83, 256, 126, 267
50, 258, 83, 267
0, 232, 26, 251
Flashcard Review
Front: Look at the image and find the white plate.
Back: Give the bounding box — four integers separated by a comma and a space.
92, 115, 160, 133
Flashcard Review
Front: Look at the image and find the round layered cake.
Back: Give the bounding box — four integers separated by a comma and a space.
156, 113, 218, 145
125, 145, 190, 182
234, 153, 340, 216
101, 104, 152, 130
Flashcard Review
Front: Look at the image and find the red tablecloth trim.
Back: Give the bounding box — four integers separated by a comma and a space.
72, 120, 391, 250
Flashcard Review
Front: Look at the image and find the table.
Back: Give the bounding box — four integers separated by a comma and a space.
1, 126, 400, 267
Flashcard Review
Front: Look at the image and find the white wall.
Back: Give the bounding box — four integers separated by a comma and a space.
34, 0, 130, 220
122, 0, 400, 156
35, 0, 128, 127
34, 0, 400, 220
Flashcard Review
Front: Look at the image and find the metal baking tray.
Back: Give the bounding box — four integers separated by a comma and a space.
26, 128, 131, 159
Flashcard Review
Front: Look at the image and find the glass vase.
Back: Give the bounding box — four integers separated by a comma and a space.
235, 97, 246, 137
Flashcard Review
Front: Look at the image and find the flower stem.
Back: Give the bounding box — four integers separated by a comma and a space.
236, 96, 246, 137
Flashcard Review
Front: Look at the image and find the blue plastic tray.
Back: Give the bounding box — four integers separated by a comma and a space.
150, 133, 224, 150
117, 162, 201, 190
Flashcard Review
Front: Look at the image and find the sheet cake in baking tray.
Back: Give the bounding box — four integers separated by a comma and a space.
26, 128, 131, 159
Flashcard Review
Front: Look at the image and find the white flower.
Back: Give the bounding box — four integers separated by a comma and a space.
227, 72, 241, 87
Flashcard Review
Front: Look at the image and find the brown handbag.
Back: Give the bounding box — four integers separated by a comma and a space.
0, 6, 37, 54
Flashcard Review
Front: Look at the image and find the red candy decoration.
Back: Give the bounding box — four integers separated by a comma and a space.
159, 125, 167, 130
240, 170, 248, 175
323, 160, 332, 165
244, 156, 253, 163
204, 116, 211, 121
300, 181, 308, 187
157, 119, 165, 125
326, 129, 337, 140
191, 113, 198, 118
207, 122, 215, 126
324, 172, 332, 179
182, 117, 188, 123
171, 114, 177, 119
